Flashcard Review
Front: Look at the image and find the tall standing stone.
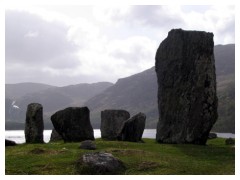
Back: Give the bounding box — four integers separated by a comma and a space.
155, 29, 218, 145
101, 110, 130, 140
25, 103, 44, 143
51, 107, 94, 142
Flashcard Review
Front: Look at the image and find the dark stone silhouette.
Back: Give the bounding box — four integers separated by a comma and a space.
51, 107, 94, 142
76, 152, 125, 175
208, 132, 217, 139
79, 140, 96, 150
50, 128, 63, 142
117, 112, 146, 142
101, 110, 130, 140
5, 139, 17, 146
155, 29, 218, 145
25, 103, 44, 143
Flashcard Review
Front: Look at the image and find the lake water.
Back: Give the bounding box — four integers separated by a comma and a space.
5, 129, 235, 144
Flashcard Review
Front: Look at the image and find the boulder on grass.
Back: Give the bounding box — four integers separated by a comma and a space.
76, 152, 125, 175
80, 140, 96, 150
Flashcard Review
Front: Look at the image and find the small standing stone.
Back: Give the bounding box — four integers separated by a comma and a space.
101, 110, 130, 140
50, 129, 63, 142
25, 103, 44, 143
118, 112, 146, 142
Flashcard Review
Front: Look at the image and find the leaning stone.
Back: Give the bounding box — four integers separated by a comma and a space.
76, 152, 125, 175
80, 140, 96, 150
51, 107, 94, 142
101, 109, 130, 140
50, 129, 63, 142
155, 29, 218, 145
5, 139, 17, 146
25, 103, 44, 143
117, 112, 146, 142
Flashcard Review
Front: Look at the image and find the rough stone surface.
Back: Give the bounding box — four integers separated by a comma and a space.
101, 110, 130, 140
50, 129, 63, 142
76, 152, 125, 175
51, 107, 94, 142
25, 103, 44, 143
155, 29, 218, 145
5, 139, 17, 146
117, 112, 146, 142
80, 140, 96, 150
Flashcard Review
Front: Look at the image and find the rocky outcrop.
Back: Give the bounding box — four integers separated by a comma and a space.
5, 139, 17, 146
155, 29, 218, 145
79, 140, 96, 150
76, 152, 125, 175
51, 107, 94, 142
117, 112, 146, 142
25, 103, 44, 143
50, 129, 63, 142
101, 110, 130, 140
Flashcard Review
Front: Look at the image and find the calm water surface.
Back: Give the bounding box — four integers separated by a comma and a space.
5, 129, 235, 144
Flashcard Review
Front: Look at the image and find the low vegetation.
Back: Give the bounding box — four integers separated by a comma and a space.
5, 138, 235, 175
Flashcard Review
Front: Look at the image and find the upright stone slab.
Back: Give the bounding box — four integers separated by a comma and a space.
117, 112, 146, 142
25, 103, 44, 143
155, 29, 218, 145
101, 110, 130, 140
51, 107, 94, 142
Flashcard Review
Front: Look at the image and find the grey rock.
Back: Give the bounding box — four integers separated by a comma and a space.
208, 132, 217, 139
51, 107, 94, 142
155, 29, 218, 145
25, 103, 44, 143
101, 110, 130, 140
5, 139, 17, 146
80, 140, 96, 150
76, 152, 125, 175
225, 138, 235, 145
50, 129, 63, 142
117, 112, 146, 142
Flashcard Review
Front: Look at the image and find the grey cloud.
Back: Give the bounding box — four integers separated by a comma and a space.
5, 10, 80, 69
110, 45, 152, 64
109, 6, 184, 29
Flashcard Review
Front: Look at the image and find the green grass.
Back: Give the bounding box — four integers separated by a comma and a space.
5, 138, 235, 175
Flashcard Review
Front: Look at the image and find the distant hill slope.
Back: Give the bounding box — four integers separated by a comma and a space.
5, 82, 113, 130
85, 67, 158, 128
85, 44, 235, 133
6, 82, 55, 99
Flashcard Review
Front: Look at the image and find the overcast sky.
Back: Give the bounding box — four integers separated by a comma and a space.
5, 5, 235, 86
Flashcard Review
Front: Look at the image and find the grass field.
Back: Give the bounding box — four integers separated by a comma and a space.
5, 138, 235, 175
